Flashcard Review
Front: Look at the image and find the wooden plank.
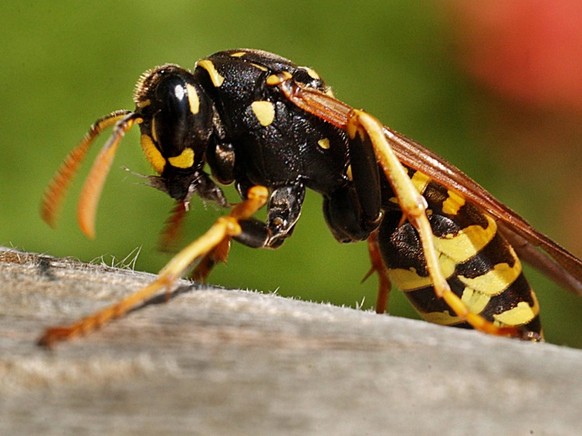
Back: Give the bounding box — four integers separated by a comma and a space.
1, 247, 581, 435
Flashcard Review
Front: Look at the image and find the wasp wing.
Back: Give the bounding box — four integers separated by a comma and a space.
280, 82, 582, 296
383, 126, 582, 296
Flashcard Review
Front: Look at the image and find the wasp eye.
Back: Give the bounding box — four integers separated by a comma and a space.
152, 76, 194, 159
156, 77, 189, 119
173, 83, 186, 100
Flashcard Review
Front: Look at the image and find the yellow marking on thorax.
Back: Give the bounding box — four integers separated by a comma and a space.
303, 67, 320, 80
442, 190, 466, 215
410, 171, 431, 194
186, 83, 200, 114
230, 51, 247, 57
266, 72, 292, 86
140, 134, 165, 174
433, 214, 498, 264
250, 62, 268, 72
387, 172, 430, 206
197, 60, 225, 87
251, 100, 276, 126
318, 138, 330, 150
168, 148, 195, 169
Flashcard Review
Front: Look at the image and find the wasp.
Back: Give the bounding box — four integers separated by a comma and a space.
38, 49, 582, 346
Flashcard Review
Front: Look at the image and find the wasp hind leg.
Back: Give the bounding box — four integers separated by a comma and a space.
363, 231, 392, 314
348, 110, 539, 340
37, 186, 269, 347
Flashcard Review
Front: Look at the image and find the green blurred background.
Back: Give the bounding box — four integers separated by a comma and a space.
2, 1, 581, 347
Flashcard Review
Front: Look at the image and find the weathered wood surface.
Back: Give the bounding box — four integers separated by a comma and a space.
1, 246, 581, 435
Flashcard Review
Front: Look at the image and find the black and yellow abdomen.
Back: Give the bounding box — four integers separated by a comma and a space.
379, 170, 542, 336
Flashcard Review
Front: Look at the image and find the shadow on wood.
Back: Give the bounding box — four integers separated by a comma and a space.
1, 247, 581, 435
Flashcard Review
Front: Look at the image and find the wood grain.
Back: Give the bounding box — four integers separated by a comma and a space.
1, 247, 581, 435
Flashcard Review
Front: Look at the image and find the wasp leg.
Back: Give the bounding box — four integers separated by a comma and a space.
158, 201, 189, 253
37, 186, 269, 347
190, 217, 273, 282
362, 230, 392, 314
190, 237, 231, 283
265, 182, 305, 247
349, 110, 533, 340
322, 110, 382, 243
192, 182, 307, 281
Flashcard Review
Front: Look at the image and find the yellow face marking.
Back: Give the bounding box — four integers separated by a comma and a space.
197, 60, 225, 87
186, 83, 200, 114
150, 117, 159, 143
250, 62, 268, 72
410, 171, 431, 194
389, 256, 456, 291
168, 148, 195, 169
230, 51, 247, 57
433, 214, 497, 264
317, 138, 330, 150
442, 190, 466, 216
251, 100, 276, 126
140, 134, 165, 174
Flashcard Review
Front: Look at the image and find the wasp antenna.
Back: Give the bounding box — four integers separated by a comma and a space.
77, 112, 141, 239
40, 135, 94, 228
40, 110, 134, 228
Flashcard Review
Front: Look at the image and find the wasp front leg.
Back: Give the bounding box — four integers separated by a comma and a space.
38, 186, 269, 347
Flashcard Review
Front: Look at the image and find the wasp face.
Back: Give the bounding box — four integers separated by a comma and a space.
134, 65, 218, 201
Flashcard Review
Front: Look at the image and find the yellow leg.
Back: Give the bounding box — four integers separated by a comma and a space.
38, 186, 269, 347
351, 110, 536, 340
191, 237, 231, 282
